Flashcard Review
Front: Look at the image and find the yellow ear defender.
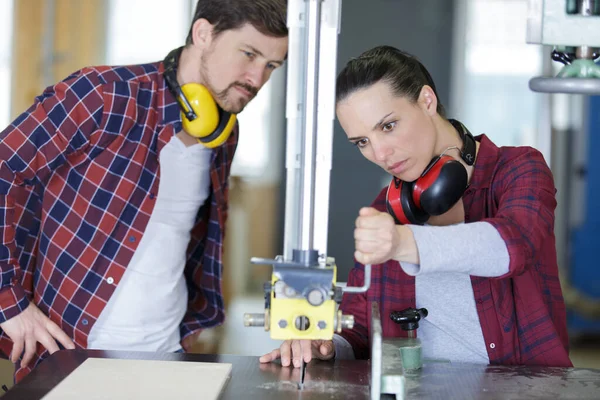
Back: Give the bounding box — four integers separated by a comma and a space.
163, 47, 237, 148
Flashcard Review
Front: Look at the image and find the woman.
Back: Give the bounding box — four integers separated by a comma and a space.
260, 46, 572, 368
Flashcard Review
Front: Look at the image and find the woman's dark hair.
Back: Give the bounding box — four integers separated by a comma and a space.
335, 46, 446, 117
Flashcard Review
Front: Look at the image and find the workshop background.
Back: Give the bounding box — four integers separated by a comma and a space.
0, 0, 598, 393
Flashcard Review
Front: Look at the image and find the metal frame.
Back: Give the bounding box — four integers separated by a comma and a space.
526, 0, 600, 47
283, 0, 341, 262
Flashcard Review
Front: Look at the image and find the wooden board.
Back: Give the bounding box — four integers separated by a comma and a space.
41, 358, 232, 400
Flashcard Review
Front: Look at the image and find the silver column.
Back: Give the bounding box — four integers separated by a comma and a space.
283, 0, 341, 262
298, 0, 321, 252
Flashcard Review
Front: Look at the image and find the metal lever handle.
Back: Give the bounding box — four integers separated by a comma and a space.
529, 77, 600, 94
342, 264, 371, 293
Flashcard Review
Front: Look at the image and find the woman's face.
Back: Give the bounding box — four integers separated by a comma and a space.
336, 81, 439, 182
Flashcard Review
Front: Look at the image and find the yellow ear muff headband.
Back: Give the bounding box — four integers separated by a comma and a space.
163, 47, 237, 148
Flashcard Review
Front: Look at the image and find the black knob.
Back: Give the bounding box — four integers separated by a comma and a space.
263, 282, 272, 309
551, 50, 574, 66
390, 308, 428, 331
334, 286, 344, 303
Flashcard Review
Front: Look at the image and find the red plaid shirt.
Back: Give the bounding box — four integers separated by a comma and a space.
339, 134, 572, 367
0, 62, 238, 381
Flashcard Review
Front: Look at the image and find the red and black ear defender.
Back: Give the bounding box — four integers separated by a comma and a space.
386, 119, 477, 225
163, 47, 237, 148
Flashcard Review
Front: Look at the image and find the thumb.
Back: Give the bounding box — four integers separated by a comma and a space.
320, 341, 334, 356
359, 207, 379, 217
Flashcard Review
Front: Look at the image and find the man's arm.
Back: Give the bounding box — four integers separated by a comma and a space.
0, 69, 104, 321
179, 219, 224, 344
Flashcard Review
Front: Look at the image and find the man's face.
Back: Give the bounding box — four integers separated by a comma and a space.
198, 23, 288, 114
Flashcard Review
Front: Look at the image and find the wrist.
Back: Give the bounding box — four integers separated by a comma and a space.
393, 225, 419, 264
0, 282, 30, 324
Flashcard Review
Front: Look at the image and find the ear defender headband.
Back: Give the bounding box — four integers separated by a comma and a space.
163, 47, 237, 148
386, 119, 476, 225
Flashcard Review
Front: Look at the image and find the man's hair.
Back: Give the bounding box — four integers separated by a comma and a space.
335, 46, 446, 117
186, 0, 288, 44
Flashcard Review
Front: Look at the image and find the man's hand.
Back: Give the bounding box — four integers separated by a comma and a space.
0, 303, 75, 368
181, 331, 203, 353
259, 340, 335, 367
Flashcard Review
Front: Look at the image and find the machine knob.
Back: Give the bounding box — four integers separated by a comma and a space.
390, 307, 428, 331
335, 311, 354, 332
340, 314, 354, 330
244, 313, 266, 328
305, 286, 327, 306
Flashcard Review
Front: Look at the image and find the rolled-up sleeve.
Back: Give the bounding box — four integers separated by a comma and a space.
484, 150, 557, 278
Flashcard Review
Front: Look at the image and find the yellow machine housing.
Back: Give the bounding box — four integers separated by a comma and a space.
268, 262, 339, 341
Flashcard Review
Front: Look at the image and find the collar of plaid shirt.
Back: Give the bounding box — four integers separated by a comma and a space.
339, 134, 573, 368
0, 61, 239, 382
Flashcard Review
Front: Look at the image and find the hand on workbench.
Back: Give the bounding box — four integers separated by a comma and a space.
0, 303, 75, 368
259, 340, 335, 367
181, 331, 202, 352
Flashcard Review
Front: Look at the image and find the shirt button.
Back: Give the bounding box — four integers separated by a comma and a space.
129, 236, 136, 242
82, 319, 89, 326
107, 277, 114, 285
490, 343, 496, 349
149, 193, 155, 199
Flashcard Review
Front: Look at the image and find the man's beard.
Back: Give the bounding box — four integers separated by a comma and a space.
200, 55, 258, 114
214, 81, 258, 114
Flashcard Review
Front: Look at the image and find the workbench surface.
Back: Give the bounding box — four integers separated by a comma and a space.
4, 350, 600, 399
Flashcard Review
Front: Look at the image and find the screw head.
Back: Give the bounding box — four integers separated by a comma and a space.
307, 288, 325, 306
